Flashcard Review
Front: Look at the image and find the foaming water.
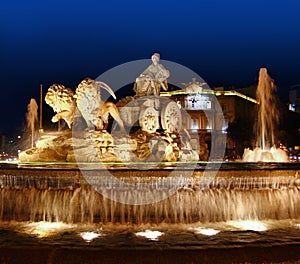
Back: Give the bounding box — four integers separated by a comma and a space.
243, 147, 289, 162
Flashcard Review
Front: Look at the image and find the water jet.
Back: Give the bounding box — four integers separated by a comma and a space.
243, 68, 288, 162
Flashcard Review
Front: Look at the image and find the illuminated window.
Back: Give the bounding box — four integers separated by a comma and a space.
191, 118, 199, 129
186, 95, 211, 110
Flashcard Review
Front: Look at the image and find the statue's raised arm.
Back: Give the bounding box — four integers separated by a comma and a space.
134, 53, 170, 97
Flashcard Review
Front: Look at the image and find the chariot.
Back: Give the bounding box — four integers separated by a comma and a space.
118, 96, 182, 134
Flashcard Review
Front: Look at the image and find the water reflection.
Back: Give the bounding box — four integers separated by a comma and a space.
189, 227, 220, 236
227, 220, 267, 232
0, 219, 298, 250
80, 231, 101, 242
21, 221, 75, 238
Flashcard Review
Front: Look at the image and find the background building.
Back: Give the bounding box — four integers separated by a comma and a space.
161, 84, 257, 159
289, 85, 300, 114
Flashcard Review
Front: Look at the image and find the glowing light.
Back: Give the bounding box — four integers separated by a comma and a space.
135, 230, 164, 241
160, 89, 257, 104
228, 220, 267, 232
295, 223, 300, 228
22, 222, 74, 238
192, 228, 220, 236
80, 232, 101, 242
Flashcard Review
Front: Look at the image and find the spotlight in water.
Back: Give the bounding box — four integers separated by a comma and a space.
80, 232, 101, 242
188, 227, 220, 236
135, 230, 164, 241
22, 222, 74, 238
228, 220, 267, 232
196, 228, 220, 236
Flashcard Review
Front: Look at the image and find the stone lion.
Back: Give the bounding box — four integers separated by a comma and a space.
75, 78, 124, 131
45, 84, 76, 128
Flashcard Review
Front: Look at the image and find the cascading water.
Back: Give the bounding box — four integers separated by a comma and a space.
0, 165, 299, 264
1, 167, 299, 224
243, 68, 288, 162
0, 163, 298, 264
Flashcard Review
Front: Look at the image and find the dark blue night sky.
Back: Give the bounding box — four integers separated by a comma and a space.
1, 0, 300, 134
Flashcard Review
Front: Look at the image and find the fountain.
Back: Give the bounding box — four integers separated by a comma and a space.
26, 98, 38, 148
19, 54, 198, 164
1, 56, 300, 263
243, 68, 288, 162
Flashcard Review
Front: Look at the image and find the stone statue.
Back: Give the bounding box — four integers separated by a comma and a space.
182, 78, 206, 93
134, 53, 170, 97
74, 78, 124, 131
20, 52, 200, 163
45, 84, 76, 128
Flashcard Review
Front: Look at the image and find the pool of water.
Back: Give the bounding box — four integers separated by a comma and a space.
0, 219, 300, 263
1, 219, 299, 248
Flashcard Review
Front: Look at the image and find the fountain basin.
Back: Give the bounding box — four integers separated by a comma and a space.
0, 162, 300, 263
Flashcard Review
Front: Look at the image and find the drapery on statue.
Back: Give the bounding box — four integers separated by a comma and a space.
134, 53, 170, 97
74, 78, 124, 131
45, 84, 76, 128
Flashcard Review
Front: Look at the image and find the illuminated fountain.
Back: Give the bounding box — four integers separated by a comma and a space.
0, 56, 300, 263
243, 68, 288, 162
26, 98, 38, 149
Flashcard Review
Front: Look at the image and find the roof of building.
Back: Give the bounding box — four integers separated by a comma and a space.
160, 88, 257, 104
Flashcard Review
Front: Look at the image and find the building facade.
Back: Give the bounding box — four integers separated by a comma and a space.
161, 86, 257, 159
289, 85, 300, 114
